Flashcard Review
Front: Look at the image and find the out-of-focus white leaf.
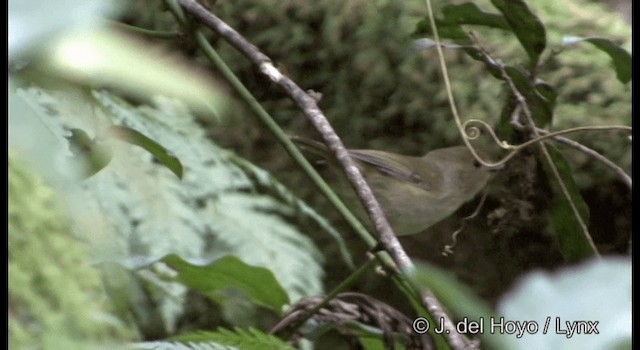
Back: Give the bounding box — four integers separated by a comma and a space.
46, 29, 226, 118
8, 0, 123, 57
497, 258, 631, 349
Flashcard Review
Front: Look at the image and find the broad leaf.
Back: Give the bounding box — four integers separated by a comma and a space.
442, 3, 509, 30
413, 18, 471, 42
161, 255, 289, 312
108, 125, 183, 179
491, 0, 546, 67
540, 146, 596, 261
503, 66, 554, 126
563, 36, 631, 84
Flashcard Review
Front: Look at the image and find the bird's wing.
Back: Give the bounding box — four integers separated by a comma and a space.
349, 150, 430, 188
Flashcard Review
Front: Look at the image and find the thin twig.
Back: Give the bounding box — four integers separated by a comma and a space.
536, 129, 631, 190
442, 191, 488, 256
465, 44, 632, 190
513, 114, 631, 190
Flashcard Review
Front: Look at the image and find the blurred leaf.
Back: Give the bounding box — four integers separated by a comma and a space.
8, 0, 124, 57
491, 0, 546, 67
498, 257, 631, 349
107, 125, 183, 179
162, 254, 290, 312
9, 82, 77, 183
171, 328, 295, 350
132, 341, 234, 350
45, 28, 226, 117
562, 36, 631, 84
540, 146, 596, 261
411, 38, 466, 52
410, 262, 493, 322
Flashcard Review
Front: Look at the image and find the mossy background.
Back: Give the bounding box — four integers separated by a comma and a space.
8, 153, 131, 349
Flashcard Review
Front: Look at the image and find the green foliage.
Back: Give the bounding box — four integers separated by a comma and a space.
410, 262, 509, 349
107, 125, 184, 179
12, 87, 327, 334
541, 146, 595, 261
172, 328, 296, 349
490, 0, 546, 67
134, 328, 296, 350
412, 0, 629, 262
134, 341, 236, 350
8, 154, 129, 349
160, 254, 290, 312
562, 36, 632, 84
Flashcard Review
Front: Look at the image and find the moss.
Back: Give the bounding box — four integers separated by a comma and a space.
8, 152, 129, 349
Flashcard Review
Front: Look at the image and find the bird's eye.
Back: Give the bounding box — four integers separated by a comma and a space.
473, 159, 482, 168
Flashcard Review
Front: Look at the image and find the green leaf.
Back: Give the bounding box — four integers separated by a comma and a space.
491, 0, 546, 67
161, 254, 290, 312
534, 80, 558, 108
414, 2, 509, 41
503, 66, 554, 126
171, 328, 295, 350
442, 3, 509, 30
132, 341, 234, 350
413, 18, 471, 42
540, 146, 596, 261
563, 36, 631, 84
107, 125, 183, 179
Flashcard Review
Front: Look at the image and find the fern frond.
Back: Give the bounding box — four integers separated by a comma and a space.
16, 87, 327, 331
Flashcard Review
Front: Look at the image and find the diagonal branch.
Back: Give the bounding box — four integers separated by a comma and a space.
176, 0, 411, 269
176, 2, 476, 348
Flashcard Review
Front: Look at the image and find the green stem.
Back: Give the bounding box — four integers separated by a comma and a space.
106, 20, 180, 39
